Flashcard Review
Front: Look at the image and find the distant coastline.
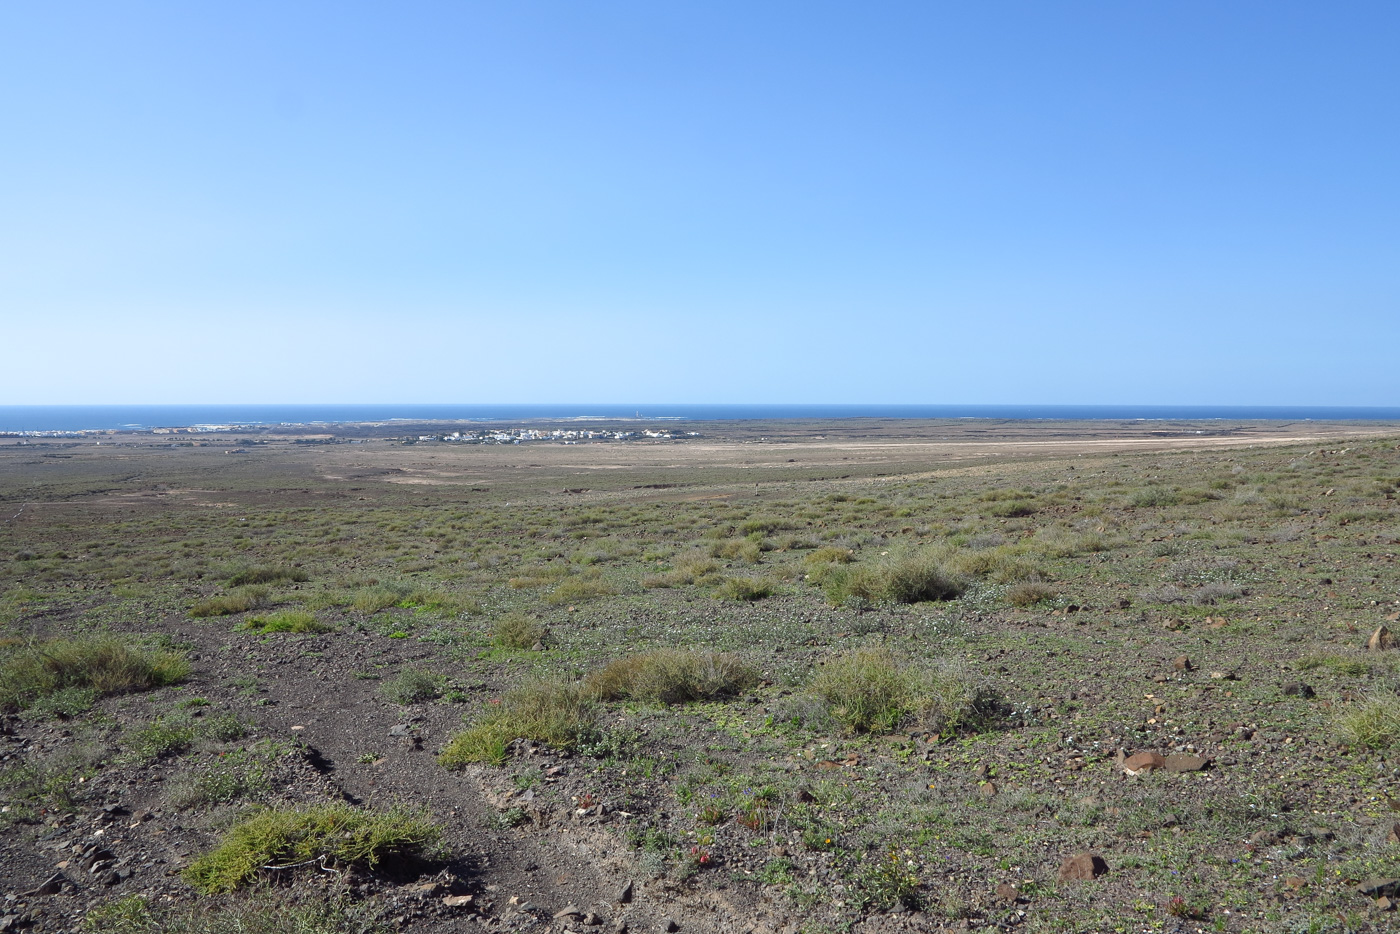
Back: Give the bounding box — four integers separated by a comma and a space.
3, 403, 1400, 434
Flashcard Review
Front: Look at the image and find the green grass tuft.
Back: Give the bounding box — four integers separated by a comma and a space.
0, 637, 188, 713
182, 803, 440, 894
1338, 695, 1400, 749
491, 614, 547, 649
440, 679, 597, 767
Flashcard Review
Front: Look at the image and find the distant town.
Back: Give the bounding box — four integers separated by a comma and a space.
0, 425, 702, 444
412, 428, 698, 444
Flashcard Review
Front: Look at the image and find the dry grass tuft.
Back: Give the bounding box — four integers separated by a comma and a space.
584, 649, 758, 705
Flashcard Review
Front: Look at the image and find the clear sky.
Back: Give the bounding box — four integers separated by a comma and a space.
2, 2, 1396, 405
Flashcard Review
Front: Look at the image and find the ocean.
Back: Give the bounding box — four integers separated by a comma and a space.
2, 404, 1400, 433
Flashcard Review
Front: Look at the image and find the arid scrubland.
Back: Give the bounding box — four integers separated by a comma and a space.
2, 420, 1400, 934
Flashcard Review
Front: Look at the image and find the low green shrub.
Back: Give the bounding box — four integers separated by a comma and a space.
820, 549, 966, 606
715, 577, 773, 601
353, 583, 411, 614
182, 803, 440, 893
985, 497, 1036, 518
440, 680, 597, 767
810, 649, 1000, 736
380, 667, 446, 705
711, 539, 762, 564
226, 565, 309, 587
642, 554, 722, 588
545, 575, 617, 605
0, 637, 188, 713
804, 546, 853, 567
583, 649, 758, 705
810, 649, 911, 732
84, 892, 385, 934
190, 587, 269, 618
1006, 582, 1057, 607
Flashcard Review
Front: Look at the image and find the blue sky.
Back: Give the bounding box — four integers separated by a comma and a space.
2, 2, 1396, 405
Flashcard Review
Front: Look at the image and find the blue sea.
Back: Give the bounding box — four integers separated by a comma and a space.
2, 404, 1400, 433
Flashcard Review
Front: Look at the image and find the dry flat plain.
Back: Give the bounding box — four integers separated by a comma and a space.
3, 419, 1400, 934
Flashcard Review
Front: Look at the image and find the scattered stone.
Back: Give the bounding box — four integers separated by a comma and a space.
1284, 876, 1306, 891
618, 879, 634, 903
1172, 656, 1193, 671
1122, 752, 1166, 775
1057, 853, 1108, 882
994, 882, 1020, 902
1378, 896, 1396, 911
0, 915, 19, 932
1357, 878, 1400, 898
1164, 753, 1209, 773
388, 724, 414, 737
584, 912, 602, 926
1367, 627, 1394, 652
555, 905, 582, 920
23, 873, 66, 896
1250, 830, 1281, 846
1282, 682, 1316, 698
660, 918, 679, 933
978, 781, 998, 798
1209, 670, 1236, 680
1388, 823, 1400, 845
442, 895, 474, 908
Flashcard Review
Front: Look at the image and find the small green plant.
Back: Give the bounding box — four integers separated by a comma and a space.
857, 849, 922, 910
380, 667, 446, 705
490, 807, 529, 830
238, 609, 333, 634
440, 679, 597, 767
182, 803, 441, 893
758, 858, 795, 885
166, 740, 287, 810
126, 717, 198, 760
492, 614, 547, 650
24, 685, 100, 720
0, 637, 188, 713
583, 649, 758, 705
